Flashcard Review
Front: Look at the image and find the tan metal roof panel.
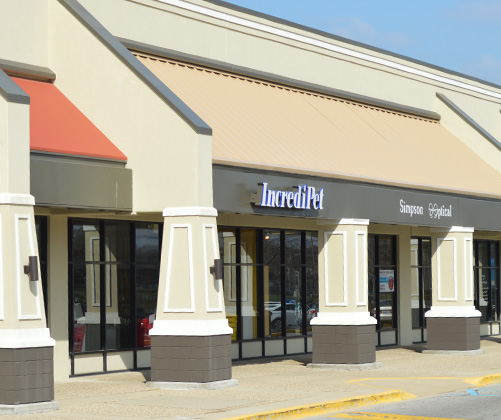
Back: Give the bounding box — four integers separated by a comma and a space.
136, 53, 501, 199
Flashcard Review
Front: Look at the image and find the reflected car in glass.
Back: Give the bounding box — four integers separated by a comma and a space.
269, 303, 298, 330
295, 302, 319, 325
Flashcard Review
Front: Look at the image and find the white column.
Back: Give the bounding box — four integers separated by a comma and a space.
149, 207, 236, 388
0, 84, 57, 410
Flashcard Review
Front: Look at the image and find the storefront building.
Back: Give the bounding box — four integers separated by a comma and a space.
1, 0, 501, 412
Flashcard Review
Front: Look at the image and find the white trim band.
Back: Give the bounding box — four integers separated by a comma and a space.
163, 207, 218, 217
424, 305, 481, 318
157, 0, 501, 100
317, 218, 370, 226
0, 328, 55, 348
338, 219, 370, 226
150, 318, 233, 336
310, 311, 377, 326
431, 226, 474, 233
0, 193, 35, 206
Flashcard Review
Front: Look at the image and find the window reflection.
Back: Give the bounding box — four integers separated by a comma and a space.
305, 233, 318, 334
219, 227, 318, 342
411, 238, 432, 330
70, 220, 160, 353
219, 228, 237, 341
368, 235, 397, 331
474, 240, 499, 323
240, 229, 258, 340
264, 230, 282, 337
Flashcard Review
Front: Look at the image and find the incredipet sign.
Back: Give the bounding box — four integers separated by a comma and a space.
255, 182, 325, 210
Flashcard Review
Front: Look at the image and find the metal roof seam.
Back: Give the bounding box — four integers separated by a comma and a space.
135, 52, 437, 123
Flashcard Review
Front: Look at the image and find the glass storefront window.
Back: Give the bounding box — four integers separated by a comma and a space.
69, 220, 161, 357
72, 263, 101, 353
285, 232, 301, 266
136, 223, 160, 263
305, 232, 318, 334
474, 240, 500, 323
264, 230, 282, 337
240, 229, 258, 340
219, 228, 237, 341
263, 230, 281, 265
135, 266, 159, 348
219, 227, 318, 347
368, 235, 397, 338
285, 265, 302, 336
411, 238, 432, 332
368, 236, 376, 321
35, 217, 48, 319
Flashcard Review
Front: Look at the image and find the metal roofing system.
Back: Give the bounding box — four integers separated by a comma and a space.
12, 77, 127, 161
136, 53, 501, 199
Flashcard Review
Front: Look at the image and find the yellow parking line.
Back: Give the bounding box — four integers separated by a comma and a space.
464, 373, 501, 387
221, 390, 415, 420
329, 412, 467, 420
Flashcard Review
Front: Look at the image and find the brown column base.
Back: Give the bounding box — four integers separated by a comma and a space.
151, 335, 232, 383
0, 347, 54, 405
312, 325, 376, 364
426, 317, 480, 351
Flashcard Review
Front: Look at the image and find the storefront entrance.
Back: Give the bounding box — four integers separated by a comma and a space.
368, 234, 398, 346
474, 240, 500, 334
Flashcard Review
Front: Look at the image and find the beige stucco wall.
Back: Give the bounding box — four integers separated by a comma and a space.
79, 0, 501, 138
0, 0, 49, 68
430, 228, 475, 309
156, 213, 224, 322
437, 94, 501, 170
0, 205, 46, 330
47, 0, 214, 213
47, 215, 71, 381
0, 98, 31, 195
316, 221, 369, 316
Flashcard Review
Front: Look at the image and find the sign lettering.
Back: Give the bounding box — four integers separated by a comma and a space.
257, 182, 325, 210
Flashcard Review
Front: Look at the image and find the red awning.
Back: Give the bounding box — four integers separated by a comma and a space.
12, 77, 127, 161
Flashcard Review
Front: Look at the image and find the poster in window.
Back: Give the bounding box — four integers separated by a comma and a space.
379, 270, 395, 292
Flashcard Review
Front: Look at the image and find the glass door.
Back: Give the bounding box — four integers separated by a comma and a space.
368, 234, 398, 346
474, 240, 500, 326
410, 237, 432, 343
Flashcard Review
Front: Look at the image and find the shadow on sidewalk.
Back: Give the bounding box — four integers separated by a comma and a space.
482, 336, 501, 344
232, 353, 313, 367
400, 344, 426, 354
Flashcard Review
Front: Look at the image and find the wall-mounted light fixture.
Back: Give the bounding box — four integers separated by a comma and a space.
210, 259, 223, 280
23, 256, 39, 282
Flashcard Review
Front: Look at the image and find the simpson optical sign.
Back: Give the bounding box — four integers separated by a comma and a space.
399, 199, 452, 219
256, 182, 325, 210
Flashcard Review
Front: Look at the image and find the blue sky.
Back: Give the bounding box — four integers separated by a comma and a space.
221, 0, 501, 86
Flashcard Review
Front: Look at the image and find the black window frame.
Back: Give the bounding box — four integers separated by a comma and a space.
368, 234, 398, 347
218, 226, 318, 359
410, 236, 432, 343
473, 240, 500, 325
35, 216, 48, 321
68, 218, 162, 376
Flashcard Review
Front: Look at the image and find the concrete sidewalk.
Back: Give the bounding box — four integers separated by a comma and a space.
4, 338, 501, 420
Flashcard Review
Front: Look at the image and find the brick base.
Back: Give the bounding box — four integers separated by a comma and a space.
426, 317, 480, 351
151, 335, 232, 383
312, 325, 376, 364
0, 347, 54, 405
